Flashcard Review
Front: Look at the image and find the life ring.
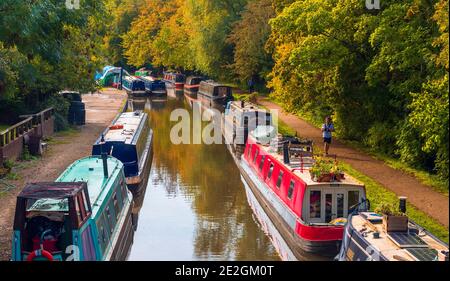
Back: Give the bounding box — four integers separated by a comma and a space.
27, 249, 54, 262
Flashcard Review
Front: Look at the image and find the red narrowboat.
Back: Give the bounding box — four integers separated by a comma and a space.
239, 127, 367, 259
163, 72, 185, 90
184, 76, 204, 98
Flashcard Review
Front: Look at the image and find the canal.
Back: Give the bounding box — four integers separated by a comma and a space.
127, 93, 280, 261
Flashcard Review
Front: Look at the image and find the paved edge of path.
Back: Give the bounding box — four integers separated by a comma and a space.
258, 98, 449, 228
0, 89, 127, 261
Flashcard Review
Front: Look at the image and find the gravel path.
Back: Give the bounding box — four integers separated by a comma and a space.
0, 89, 127, 260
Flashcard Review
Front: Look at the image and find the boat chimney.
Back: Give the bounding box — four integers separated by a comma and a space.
399, 196, 407, 213
102, 152, 109, 178
283, 141, 290, 164
100, 134, 109, 178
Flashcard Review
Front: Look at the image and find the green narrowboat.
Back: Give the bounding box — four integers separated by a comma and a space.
11, 155, 134, 261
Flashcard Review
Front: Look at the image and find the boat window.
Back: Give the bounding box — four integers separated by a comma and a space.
348, 191, 360, 213
113, 193, 121, 220
106, 204, 115, 234
244, 116, 249, 126
217, 87, 228, 97
309, 191, 321, 219
276, 171, 284, 189
253, 149, 259, 163
337, 193, 344, 218
266, 113, 271, 126
121, 183, 128, 205
259, 155, 266, 171
287, 180, 295, 200
268, 163, 275, 179
325, 194, 333, 222
96, 216, 110, 254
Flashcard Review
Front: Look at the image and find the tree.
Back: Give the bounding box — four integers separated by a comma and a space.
227, 0, 274, 83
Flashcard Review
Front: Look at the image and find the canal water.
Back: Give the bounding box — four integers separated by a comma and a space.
127, 93, 280, 261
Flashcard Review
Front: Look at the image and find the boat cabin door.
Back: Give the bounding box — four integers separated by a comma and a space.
307, 189, 349, 224
323, 189, 346, 223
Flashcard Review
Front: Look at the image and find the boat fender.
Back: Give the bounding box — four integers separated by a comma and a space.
27, 249, 54, 262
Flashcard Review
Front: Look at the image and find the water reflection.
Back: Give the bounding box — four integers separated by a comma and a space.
128, 97, 280, 261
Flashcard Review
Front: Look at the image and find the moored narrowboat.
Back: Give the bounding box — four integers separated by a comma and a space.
337, 204, 449, 261
163, 72, 185, 90
11, 155, 134, 261
92, 111, 153, 198
122, 76, 146, 97
198, 80, 234, 113
239, 127, 367, 259
141, 75, 167, 97
183, 76, 204, 98
223, 101, 272, 158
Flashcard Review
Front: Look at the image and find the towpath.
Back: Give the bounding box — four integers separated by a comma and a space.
0, 88, 127, 260
258, 98, 449, 228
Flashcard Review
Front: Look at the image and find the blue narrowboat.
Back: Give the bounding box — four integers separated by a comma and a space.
11, 155, 134, 261
140, 76, 167, 97
92, 111, 153, 198
122, 76, 146, 97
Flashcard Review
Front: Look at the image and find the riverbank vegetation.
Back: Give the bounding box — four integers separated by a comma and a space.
119, 0, 448, 187
0, 1, 448, 186
0, 0, 113, 127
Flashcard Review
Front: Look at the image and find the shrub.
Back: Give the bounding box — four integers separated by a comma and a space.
374, 202, 404, 217
42, 93, 70, 131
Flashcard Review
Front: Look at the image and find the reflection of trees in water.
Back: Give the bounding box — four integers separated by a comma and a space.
146, 98, 279, 260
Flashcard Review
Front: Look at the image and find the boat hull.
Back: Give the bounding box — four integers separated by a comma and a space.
126, 130, 153, 230
150, 90, 167, 97
184, 87, 199, 99
108, 198, 135, 261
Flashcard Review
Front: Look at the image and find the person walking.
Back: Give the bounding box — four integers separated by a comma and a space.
321, 116, 335, 156
248, 78, 255, 93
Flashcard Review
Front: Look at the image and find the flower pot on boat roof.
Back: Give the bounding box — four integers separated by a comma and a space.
375, 202, 408, 232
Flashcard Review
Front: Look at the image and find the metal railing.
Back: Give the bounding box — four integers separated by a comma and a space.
0, 107, 54, 147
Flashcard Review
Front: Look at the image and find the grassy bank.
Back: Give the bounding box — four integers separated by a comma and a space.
341, 162, 449, 243
267, 97, 449, 197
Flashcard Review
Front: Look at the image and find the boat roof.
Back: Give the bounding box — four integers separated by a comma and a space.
350, 213, 448, 261
250, 133, 364, 187
56, 156, 124, 216
123, 75, 140, 82
100, 111, 147, 145
140, 75, 159, 82
200, 80, 230, 88
23, 156, 123, 216
229, 101, 270, 115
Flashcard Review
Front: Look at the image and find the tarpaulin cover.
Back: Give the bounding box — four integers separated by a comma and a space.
18, 182, 86, 200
